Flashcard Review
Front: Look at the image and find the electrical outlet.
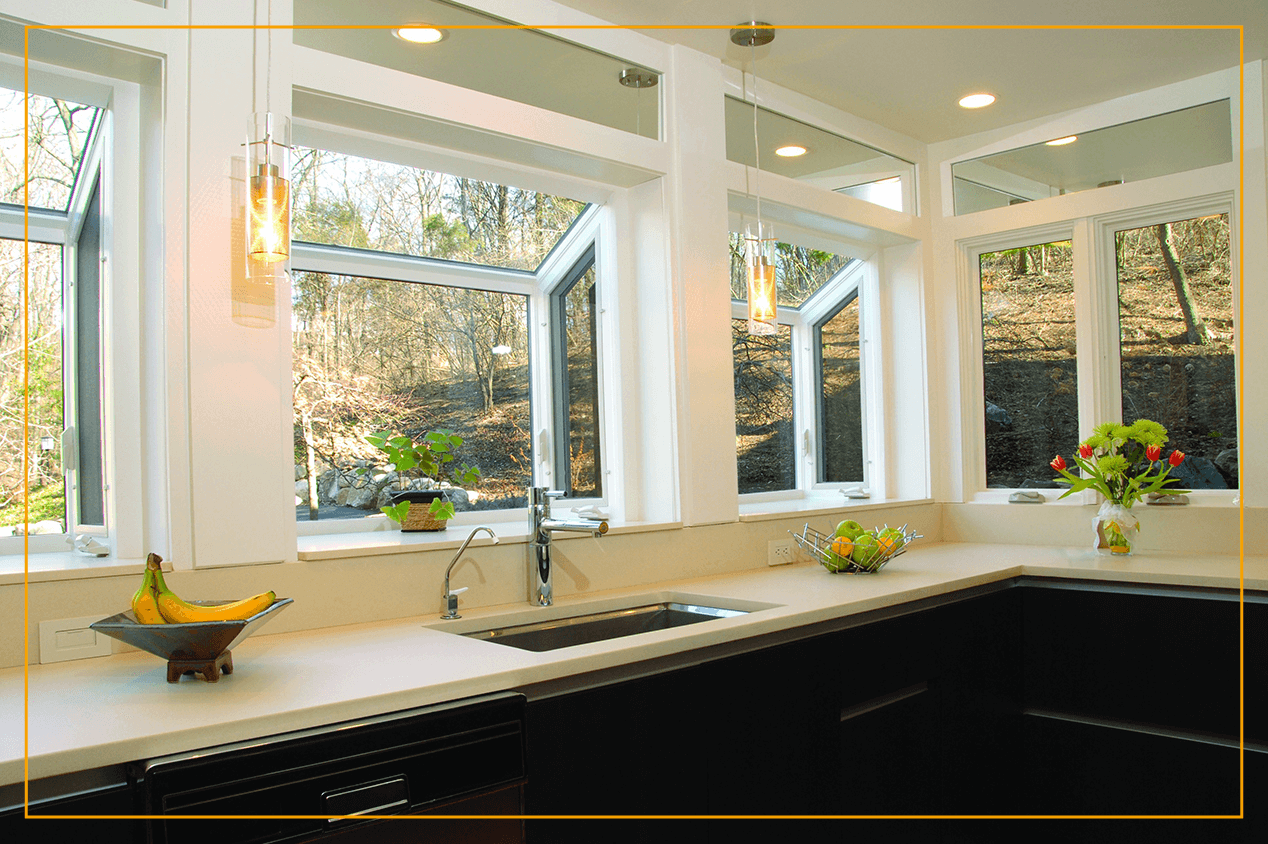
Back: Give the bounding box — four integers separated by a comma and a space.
768, 538, 796, 566
39, 615, 113, 664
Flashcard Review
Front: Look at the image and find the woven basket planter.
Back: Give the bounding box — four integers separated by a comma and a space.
390, 489, 449, 532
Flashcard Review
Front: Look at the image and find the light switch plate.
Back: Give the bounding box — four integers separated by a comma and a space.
39, 615, 113, 664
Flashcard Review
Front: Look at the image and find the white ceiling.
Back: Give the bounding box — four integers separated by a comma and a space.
550, 0, 1267, 142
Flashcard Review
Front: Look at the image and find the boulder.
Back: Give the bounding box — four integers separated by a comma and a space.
346, 487, 378, 509
446, 488, 470, 507
985, 401, 1013, 435
1215, 448, 1238, 483
294, 480, 309, 498
294, 463, 306, 481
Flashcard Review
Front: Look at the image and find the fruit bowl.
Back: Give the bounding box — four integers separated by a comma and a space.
91, 598, 292, 682
790, 524, 920, 574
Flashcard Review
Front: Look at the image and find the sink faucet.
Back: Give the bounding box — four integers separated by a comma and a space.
440, 525, 499, 619
529, 487, 608, 607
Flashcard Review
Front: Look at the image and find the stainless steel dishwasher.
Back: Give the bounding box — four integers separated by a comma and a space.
135, 691, 526, 844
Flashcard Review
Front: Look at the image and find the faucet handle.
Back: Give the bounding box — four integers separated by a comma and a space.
544, 489, 566, 499
441, 586, 468, 620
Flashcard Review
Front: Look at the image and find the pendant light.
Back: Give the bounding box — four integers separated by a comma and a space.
732, 22, 777, 336
237, 0, 290, 327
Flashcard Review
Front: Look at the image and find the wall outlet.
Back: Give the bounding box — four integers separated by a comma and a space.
39, 615, 113, 664
768, 538, 796, 566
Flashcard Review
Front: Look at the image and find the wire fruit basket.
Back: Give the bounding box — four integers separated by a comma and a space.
791, 524, 921, 574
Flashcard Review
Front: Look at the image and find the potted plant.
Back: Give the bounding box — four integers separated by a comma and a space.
363, 430, 481, 531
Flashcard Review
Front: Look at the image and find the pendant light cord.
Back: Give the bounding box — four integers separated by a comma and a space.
266, 0, 272, 114
251, 0, 257, 114
751, 41, 761, 236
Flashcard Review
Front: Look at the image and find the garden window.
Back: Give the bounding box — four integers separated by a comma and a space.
729, 231, 865, 497
289, 141, 602, 527
0, 85, 106, 543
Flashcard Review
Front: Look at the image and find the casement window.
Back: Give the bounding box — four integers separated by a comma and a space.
973, 204, 1236, 495
729, 231, 869, 498
0, 84, 108, 548
290, 139, 605, 530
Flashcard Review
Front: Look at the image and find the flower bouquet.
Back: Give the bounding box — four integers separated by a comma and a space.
1050, 419, 1188, 555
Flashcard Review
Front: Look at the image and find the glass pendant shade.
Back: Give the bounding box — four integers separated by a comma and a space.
745, 222, 777, 335
247, 112, 291, 267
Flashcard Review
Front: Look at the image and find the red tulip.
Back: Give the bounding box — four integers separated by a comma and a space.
1079, 443, 1094, 459
1145, 444, 1161, 462
1050, 455, 1066, 472
1168, 449, 1186, 467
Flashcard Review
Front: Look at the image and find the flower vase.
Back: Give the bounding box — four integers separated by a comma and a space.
1094, 500, 1139, 556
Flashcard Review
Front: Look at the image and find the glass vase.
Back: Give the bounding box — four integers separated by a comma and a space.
1094, 500, 1139, 556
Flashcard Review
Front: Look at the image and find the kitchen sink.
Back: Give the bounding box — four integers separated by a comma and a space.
459, 601, 750, 652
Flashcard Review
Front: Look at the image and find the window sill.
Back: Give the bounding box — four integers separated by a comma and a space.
738, 495, 934, 523
296, 513, 682, 561
0, 551, 167, 586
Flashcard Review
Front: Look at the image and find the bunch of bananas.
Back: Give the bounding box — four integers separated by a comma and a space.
132, 553, 275, 624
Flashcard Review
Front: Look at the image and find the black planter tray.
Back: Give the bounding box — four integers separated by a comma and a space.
90, 598, 292, 682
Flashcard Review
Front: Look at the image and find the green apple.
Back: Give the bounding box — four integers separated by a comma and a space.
850, 534, 879, 565
834, 519, 865, 540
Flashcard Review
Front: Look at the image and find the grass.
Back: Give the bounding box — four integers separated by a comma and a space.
0, 481, 65, 532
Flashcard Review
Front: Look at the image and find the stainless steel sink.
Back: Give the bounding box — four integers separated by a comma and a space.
460, 601, 749, 652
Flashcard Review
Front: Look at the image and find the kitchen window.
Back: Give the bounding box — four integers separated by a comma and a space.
729, 231, 867, 498
290, 140, 603, 529
969, 200, 1237, 497
0, 85, 108, 549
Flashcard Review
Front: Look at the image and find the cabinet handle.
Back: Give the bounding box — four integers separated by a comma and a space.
840, 681, 928, 722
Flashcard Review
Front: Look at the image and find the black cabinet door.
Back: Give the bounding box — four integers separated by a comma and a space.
1, 783, 141, 844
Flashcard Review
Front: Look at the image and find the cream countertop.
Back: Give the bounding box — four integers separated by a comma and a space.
2, 540, 1264, 788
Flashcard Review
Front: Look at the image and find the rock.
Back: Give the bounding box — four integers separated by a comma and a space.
346, 487, 378, 509
335, 488, 351, 506
1168, 455, 1227, 489
446, 488, 470, 507
1215, 448, 1238, 478
295, 464, 306, 481
985, 401, 1013, 435
294, 480, 309, 497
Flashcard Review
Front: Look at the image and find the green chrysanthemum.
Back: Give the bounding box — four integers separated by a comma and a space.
1093, 421, 1120, 438
1129, 418, 1168, 445
1097, 454, 1130, 476
1110, 425, 1133, 442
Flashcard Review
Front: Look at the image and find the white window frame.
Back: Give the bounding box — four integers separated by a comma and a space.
962, 193, 1238, 504
289, 129, 610, 537
0, 57, 146, 558
730, 241, 874, 504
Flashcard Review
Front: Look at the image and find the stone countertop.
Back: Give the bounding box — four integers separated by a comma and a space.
2, 541, 1264, 788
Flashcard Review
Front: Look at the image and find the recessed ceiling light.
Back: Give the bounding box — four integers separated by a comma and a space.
1045, 135, 1078, 146
958, 93, 996, 109
775, 145, 807, 157
394, 25, 447, 44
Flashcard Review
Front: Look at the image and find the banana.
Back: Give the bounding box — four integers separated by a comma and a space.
139, 552, 276, 624
130, 558, 166, 624
156, 590, 276, 624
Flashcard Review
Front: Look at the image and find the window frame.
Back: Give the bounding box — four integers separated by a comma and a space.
0, 60, 143, 558
289, 129, 609, 536
961, 193, 1238, 504
729, 239, 872, 503
548, 242, 604, 500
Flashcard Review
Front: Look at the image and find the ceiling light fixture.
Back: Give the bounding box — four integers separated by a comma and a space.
731, 21, 777, 336
775, 144, 807, 157
394, 25, 447, 44
958, 93, 996, 109
1045, 135, 1078, 146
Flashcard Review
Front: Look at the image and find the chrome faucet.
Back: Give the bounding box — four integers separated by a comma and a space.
440, 525, 499, 619
529, 487, 608, 607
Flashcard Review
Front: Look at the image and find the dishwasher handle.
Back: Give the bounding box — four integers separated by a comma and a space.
322, 775, 410, 827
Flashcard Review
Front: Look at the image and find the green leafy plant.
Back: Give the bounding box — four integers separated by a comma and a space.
1049, 419, 1188, 508
362, 430, 481, 524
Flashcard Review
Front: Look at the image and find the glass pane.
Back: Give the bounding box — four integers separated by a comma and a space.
725, 95, 915, 213
295, 0, 660, 140
729, 232, 853, 308
292, 145, 588, 272
818, 296, 863, 483
75, 175, 104, 525
292, 271, 531, 521
733, 319, 794, 493
0, 87, 101, 211
1116, 214, 1236, 488
0, 239, 65, 534
558, 262, 602, 498
980, 240, 1077, 488
953, 101, 1231, 214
